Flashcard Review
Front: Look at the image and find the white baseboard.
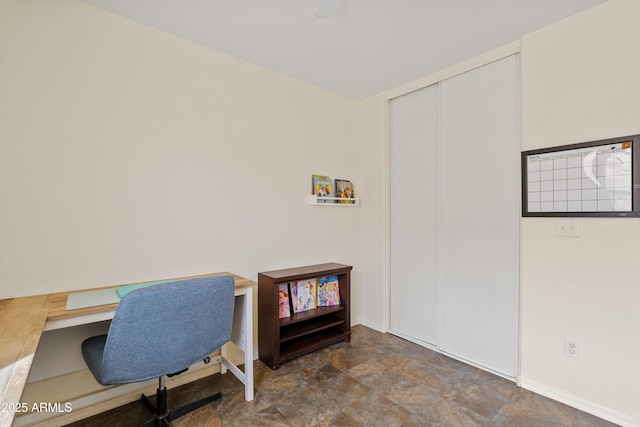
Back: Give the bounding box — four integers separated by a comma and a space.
518, 377, 639, 427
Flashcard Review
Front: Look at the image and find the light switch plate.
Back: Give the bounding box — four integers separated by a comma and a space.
556, 219, 579, 237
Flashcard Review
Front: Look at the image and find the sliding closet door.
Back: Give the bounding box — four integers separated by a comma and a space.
439, 55, 519, 376
389, 84, 439, 345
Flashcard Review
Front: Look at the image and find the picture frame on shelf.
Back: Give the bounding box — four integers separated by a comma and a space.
278, 283, 291, 318
291, 278, 317, 313
311, 174, 333, 203
335, 179, 355, 204
317, 275, 340, 306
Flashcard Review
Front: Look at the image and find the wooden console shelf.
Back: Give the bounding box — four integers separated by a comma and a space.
258, 263, 352, 369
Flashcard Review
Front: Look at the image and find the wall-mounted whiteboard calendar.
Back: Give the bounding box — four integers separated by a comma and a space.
522, 135, 640, 217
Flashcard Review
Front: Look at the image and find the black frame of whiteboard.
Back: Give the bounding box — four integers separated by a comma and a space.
521, 134, 640, 218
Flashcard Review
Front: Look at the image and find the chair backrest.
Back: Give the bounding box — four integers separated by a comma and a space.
100, 276, 235, 384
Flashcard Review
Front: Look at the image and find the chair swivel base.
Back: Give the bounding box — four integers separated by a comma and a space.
139, 381, 222, 427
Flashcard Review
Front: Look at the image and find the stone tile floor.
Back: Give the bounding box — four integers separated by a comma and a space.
67, 325, 618, 427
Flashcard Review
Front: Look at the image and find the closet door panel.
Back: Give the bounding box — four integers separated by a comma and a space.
439, 56, 519, 376
389, 84, 439, 345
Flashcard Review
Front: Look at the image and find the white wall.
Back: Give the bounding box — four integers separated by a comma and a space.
520, 0, 640, 425
357, 0, 640, 425
356, 93, 387, 330
0, 0, 359, 300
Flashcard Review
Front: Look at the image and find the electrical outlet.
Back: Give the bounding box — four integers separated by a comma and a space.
556, 220, 579, 237
564, 338, 580, 359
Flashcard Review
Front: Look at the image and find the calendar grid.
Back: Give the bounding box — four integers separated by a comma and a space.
525, 142, 632, 214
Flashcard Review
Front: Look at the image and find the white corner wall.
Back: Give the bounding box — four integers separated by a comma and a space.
356, 93, 387, 330
0, 0, 360, 300
520, 0, 640, 425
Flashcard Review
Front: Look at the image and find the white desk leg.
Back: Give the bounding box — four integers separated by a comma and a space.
221, 289, 254, 401
243, 289, 254, 401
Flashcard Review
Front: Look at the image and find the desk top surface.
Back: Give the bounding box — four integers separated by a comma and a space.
0, 272, 255, 426
46, 272, 254, 322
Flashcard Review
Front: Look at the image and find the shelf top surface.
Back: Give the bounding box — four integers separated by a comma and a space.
258, 262, 352, 281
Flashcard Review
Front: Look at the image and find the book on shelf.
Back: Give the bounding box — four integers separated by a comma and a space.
311, 174, 333, 204
278, 283, 292, 318
317, 275, 340, 306
335, 179, 355, 204
291, 278, 317, 313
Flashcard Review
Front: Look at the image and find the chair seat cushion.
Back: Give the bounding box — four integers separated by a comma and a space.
82, 335, 108, 385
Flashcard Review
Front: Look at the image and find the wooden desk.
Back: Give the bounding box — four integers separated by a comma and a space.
0, 272, 255, 427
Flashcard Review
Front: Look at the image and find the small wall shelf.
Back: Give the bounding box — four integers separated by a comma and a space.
307, 195, 360, 206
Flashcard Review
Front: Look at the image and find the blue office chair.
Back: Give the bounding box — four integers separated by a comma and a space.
82, 276, 235, 427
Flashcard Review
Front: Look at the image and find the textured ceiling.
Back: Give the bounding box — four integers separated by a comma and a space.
82, 0, 607, 100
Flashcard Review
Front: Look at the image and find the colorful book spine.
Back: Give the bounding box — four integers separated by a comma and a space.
312, 174, 333, 204
335, 179, 355, 204
278, 283, 291, 318
317, 275, 340, 306
291, 278, 317, 313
